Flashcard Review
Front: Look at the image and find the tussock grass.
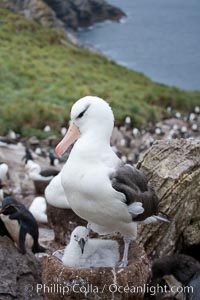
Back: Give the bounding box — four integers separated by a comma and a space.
0, 9, 200, 136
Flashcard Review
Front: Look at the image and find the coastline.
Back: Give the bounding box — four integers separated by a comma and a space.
1, 6, 200, 135
76, 0, 200, 91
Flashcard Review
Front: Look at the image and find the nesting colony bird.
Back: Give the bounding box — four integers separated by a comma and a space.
60, 126, 67, 137
7, 130, 18, 140
43, 125, 51, 132
49, 150, 60, 166
132, 127, 140, 138
175, 112, 181, 119
34, 147, 44, 156
191, 124, 198, 132
155, 127, 163, 136
189, 113, 196, 122
0, 196, 46, 254
62, 226, 119, 268
194, 106, 200, 114
23, 148, 41, 178
23, 148, 59, 181
152, 254, 200, 300
124, 116, 132, 129
167, 106, 172, 113
55, 96, 168, 267
29, 196, 48, 223
0, 162, 9, 181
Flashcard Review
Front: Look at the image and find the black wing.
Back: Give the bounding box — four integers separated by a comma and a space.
111, 164, 158, 221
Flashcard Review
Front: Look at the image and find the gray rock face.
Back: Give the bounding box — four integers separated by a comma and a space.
0, 0, 63, 28
0, 0, 125, 30
137, 139, 200, 258
0, 236, 43, 299
44, 0, 126, 30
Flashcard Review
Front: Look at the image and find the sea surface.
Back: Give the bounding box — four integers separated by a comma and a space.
77, 0, 200, 91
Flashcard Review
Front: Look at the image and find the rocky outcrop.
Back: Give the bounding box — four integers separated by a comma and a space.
0, 0, 125, 30
42, 241, 150, 300
183, 218, 200, 248
182, 216, 200, 262
0, 236, 43, 300
137, 139, 200, 259
0, 0, 63, 28
43, 0, 126, 30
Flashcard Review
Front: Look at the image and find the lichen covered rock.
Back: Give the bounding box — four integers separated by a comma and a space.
137, 139, 200, 258
0, 236, 43, 300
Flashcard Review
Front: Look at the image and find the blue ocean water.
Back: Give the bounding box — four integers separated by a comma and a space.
77, 0, 200, 91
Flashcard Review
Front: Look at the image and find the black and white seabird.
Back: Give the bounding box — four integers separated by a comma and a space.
0, 196, 46, 254
55, 96, 168, 267
60, 126, 67, 137
43, 125, 51, 132
48, 150, 60, 166
194, 106, 200, 114
23, 148, 59, 181
0, 162, 9, 181
124, 116, 132, 129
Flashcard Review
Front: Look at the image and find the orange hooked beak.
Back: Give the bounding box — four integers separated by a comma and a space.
55, 122, 80, 156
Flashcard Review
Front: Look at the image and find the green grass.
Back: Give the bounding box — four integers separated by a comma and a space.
0, 8, 200, 136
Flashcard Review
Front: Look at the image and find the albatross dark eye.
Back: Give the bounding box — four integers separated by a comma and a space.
77, 110, 85, 119
76, 105, 90, 119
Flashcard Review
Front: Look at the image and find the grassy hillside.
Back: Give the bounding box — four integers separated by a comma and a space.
0, 8, 200, 136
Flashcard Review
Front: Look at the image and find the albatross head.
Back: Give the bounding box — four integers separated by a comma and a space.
55, 96, 114, 156
71, 226, 89, 254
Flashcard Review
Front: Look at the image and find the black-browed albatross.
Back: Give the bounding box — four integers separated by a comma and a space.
55, 96, 168, 267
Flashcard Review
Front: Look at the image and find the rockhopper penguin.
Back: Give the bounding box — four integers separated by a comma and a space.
0, 180, 12, 238
0, 196, 46, 254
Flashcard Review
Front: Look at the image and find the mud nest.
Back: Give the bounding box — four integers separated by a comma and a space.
42, 241, 150, 300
